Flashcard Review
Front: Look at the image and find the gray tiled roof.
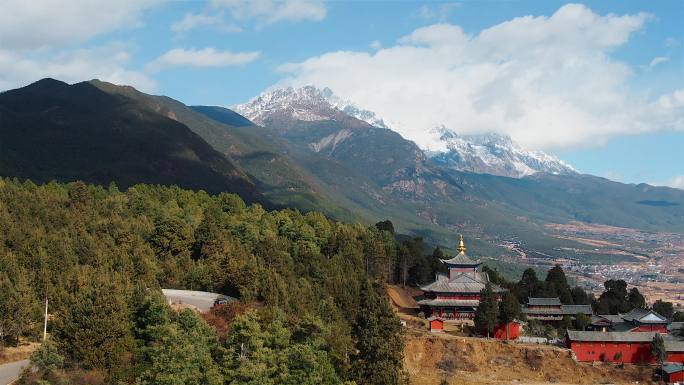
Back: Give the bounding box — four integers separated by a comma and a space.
594, 314, 625, 323
561, 305, 593, 315
620, 308, 668, 324
665, 338, 684, 352
417, 298, 480, 307
663, 364, 684, 374
527, 297, 562, 306
669, 322, 684, 332
523, 304, 592, 316
420, 271, 505, 294
440, 252, 480, 266
566, 330, 657, 343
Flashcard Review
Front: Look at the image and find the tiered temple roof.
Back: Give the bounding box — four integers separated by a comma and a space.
419, 235, 504, 295
419, 271, 505, 294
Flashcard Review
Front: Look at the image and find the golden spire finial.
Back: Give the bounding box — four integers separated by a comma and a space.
458, 234, 466, 254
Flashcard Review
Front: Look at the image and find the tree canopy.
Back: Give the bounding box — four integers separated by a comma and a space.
0, 179, 405, 384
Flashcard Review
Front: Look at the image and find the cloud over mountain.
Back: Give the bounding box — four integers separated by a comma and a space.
277, 4, 684, 151
0, 0, 161, 92
147, 48, 260, 72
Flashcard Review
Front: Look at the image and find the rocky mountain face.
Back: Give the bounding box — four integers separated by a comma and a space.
234, 86, 388, 129
236, 86, 576, 179
234, 86, 433, 194
432, 130, 577, 178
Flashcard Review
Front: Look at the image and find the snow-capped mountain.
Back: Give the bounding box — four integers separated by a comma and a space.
233, 85, 388, 129
235, 85, 576, 178
431, 129, 577, 178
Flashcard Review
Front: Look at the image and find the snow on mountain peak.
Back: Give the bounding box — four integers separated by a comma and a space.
234, 86, 576, 179
233, 85, 389, 128
432, 128, 577, 178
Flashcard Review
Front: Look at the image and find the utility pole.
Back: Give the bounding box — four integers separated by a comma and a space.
43, 296, 48, 341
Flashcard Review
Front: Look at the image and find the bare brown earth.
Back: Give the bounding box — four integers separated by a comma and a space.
388, 285, 420, 309
0, 341, 39, 365
404, 331, 655, 385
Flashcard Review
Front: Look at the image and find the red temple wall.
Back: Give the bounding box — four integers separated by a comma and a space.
667, 371, 684, 383
493, 322, 521, 340
668, 352, 684, 363
569, 341, 654, 364
632, 325, 668, 333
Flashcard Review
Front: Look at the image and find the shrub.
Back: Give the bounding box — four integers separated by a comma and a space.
31, 340, 65, 372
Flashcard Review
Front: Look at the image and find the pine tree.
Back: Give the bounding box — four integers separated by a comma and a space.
545, 265, 573, 304
474, 283, 500, 338
651, 333, 667, 369
137, 321, 222, 385
352, 280, 405, 385
498, 291, 521, 340
652, 300, 675, 320
517, 268, 541, 301
0, 270, 39, 345
53, 272, 133, 372
627, 287, 646, 309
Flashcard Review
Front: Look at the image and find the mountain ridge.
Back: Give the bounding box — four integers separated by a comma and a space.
0, 78, 260, 200
3, 78, 684, 265
235, 85, 578, 178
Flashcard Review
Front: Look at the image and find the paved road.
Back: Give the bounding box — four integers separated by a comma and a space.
0, 360, 29, 385
162, 289, 234, 313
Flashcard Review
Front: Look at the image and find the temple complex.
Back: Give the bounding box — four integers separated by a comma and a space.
418, 236, 505, 320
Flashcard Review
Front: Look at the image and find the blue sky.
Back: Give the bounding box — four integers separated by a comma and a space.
1, 1, 682, 187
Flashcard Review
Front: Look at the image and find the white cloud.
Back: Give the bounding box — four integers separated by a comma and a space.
0, 0, 161, 93
370, 40, 382, 50
172, 13, 223, 33
664, 37, 680, 48
276, 4, 684, 151
0, 0, 161, 50
418, 3, 461, 21
147, 48, 260, 72
171, 12, 242, 34
667, 176, 684, 189
644, 56, 669, 71
211, 0, 326, 25
0, 45, 156, 92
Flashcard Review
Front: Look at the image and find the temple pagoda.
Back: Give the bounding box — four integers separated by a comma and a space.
418, 235, 506, 320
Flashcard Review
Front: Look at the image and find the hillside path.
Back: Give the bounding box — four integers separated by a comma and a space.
0, 360, 29, 385
162, 289, 234, 313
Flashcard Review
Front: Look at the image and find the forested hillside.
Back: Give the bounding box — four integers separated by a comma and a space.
0, 179, 406, 385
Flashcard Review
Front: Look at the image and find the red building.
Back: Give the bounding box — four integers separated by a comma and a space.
590, 309, 669, 333
493, 321, 522, 340
428, 317, 444, 332
567, 331, 684, 364
418, 236, 505, 320
663, 364, 684, 384
522, 297, 592, 323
